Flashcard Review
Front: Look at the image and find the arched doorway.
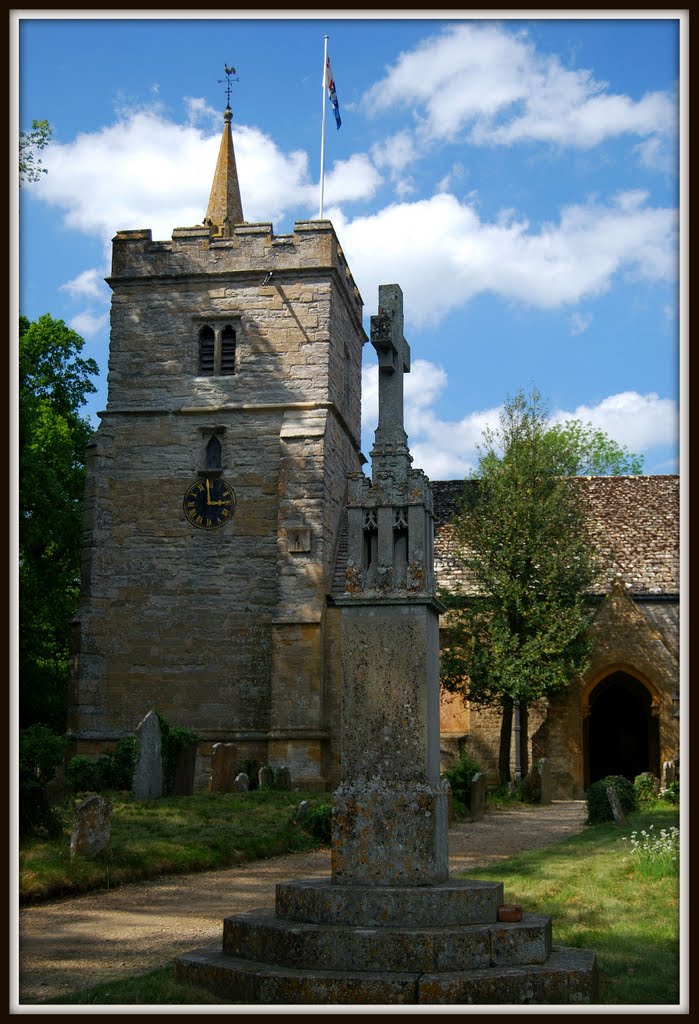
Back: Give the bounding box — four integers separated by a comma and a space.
585, 671, 659, 786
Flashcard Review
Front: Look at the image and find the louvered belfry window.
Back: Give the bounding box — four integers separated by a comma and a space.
221, 325, 236, 375
199, 325, 215, 375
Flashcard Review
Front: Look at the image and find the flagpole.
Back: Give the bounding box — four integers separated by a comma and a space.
319, 34, 328, 219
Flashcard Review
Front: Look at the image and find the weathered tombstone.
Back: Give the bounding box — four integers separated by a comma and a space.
234, 772, 249, 792
132, 710, 162, 800
278, 765, 292, 791
70, 795, 112, 859
441, 777, 454, 823
662, 759, 677, 790
606, 786, 626, 824
538, 758, 553, 805
173, 743, 197, 796
258, 765, 274, 790
294, 799, 311, 824
470, 772, 487, 822
209, 743, 236, 793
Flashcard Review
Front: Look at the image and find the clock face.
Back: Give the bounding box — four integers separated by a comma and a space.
183, 477, 236, 530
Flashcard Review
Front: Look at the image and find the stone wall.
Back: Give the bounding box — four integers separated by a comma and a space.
69, 219, 366, 790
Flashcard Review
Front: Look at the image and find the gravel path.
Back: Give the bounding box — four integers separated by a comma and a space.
18, 800, 587, 1005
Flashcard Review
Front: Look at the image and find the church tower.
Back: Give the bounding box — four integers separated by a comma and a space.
68, 99, 366, 790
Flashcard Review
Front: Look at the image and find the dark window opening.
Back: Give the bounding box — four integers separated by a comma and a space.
199, 326, 215, 375
363, 527, 378, 571
206, 436, 222, 469
221, 325, 236, 375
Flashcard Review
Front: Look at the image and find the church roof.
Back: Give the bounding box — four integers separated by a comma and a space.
205, 106, 244, 234
432, 475, 680, 599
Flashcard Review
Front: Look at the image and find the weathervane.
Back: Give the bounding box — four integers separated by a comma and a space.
218, 64, 239, 109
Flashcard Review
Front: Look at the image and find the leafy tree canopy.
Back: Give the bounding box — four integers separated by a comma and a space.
19, 314, 98, 731
440, 388, 623, 782
19, 119, 53, 185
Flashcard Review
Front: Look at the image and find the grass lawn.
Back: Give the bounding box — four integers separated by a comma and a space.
33, 802, 681, 1007
20, 789, 328, 904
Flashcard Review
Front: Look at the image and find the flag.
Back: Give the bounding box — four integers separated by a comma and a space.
325, 57, 341, 130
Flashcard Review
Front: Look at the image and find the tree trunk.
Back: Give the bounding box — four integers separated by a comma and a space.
520, 703, 530, 778
498, 699, 513, 784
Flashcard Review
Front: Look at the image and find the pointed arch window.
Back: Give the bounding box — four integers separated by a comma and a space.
206, 435, 222, 469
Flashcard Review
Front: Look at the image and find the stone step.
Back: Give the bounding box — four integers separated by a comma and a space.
175, 945, 598, 1005
276, 877, 504, 927
223, 911, 552, 973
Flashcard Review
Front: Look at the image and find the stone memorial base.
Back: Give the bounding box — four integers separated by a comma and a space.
175, 877, 597, 1004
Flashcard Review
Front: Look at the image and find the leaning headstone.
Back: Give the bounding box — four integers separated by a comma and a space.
209, 743, 236, 793
173, 743, 197, 796
258, 765, 274, 790
606, 786, 626, 824
70, 795, 112, 859
470, 772, 487, 822
538, 758, 553, 805
277, 765, 292, 791
234, 772, 249, 792
132, 710, 162, 799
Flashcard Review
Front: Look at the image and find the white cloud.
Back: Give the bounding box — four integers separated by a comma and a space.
60, 268, 109, 301
362, 356, 678, 479
363, 23, 675, 158
550, 391, 679, 453
69, 310, 109, 338
30, 105, 379, 251
570, 312, 592, 336
334, 191, 676, 328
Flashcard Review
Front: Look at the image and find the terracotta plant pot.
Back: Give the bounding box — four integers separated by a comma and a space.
497, 904, 523, 922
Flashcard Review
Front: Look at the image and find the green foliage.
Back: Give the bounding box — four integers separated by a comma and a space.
440, 388, 602, 781
622, 823, 679, 879
444, 750, 483, 810
299, 801, 333, 844
104, 737, 138, 791
586, 774, 636, 824
65, 755, 101, 794
19, 314, 98, 732
18, 725, 68, 839
19, 118, 52, 184
544, 419, 644, 476
634, 772, 660, 810
663, 780, 680, 804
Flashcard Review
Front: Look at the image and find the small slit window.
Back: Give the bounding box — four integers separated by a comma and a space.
199, 326, 215, 375
206, 436, 222, 469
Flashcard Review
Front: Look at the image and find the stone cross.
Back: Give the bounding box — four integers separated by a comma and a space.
370, 284, 410, 450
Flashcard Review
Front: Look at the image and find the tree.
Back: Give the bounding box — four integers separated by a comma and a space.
19, 119, 53, 185
19, 314, 99, 731
440, 388, 635, 784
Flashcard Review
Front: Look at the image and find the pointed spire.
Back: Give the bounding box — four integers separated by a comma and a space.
205, 106, 243, 236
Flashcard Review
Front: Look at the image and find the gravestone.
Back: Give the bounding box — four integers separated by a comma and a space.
470, 772, 487, 822
70, 795, 112, 859
538, 758, 553, 805
441, 777, 454, 823
234, 772, 249, 792
662, 759, 677, 790
210, 744, 236, 793
173, 744, 197, 796
176, 285, 598, 1004
132, 710, 162, 800
258, 766, 274, 790
278, 765, 292, 791
606, 786, 626, 824
295, 800, 311, 825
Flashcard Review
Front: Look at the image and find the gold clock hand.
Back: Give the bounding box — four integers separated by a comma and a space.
206, 478, 212, 504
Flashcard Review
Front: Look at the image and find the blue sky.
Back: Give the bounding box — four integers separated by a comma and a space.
15, 13, 684, 479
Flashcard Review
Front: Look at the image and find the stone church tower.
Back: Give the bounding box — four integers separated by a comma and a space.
68, 102, 366, 789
